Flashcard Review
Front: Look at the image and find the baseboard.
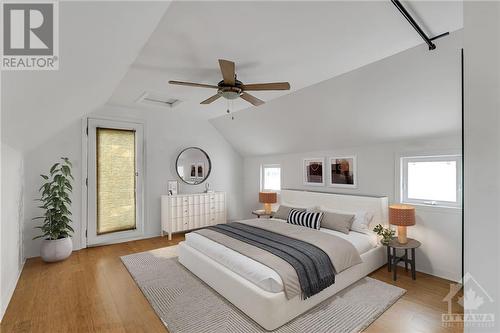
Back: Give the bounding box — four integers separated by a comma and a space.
83, 233, 157, 248
419, 267, 460, 282
0, 258, 26, 321
395, 262, 460, 282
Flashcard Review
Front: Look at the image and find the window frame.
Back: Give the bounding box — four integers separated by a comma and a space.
400, 154, 462, 208
260, 164, 282, 192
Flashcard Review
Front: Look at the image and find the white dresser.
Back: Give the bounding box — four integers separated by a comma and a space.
161, 192, 226, 240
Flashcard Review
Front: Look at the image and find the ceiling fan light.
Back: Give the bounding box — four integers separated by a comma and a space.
221, 91, 241, 100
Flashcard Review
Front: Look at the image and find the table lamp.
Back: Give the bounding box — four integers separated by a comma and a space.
389, 204, 416, 244
259, 192, 277, 214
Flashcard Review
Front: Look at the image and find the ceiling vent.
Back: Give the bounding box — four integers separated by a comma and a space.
136, 92, 181, 109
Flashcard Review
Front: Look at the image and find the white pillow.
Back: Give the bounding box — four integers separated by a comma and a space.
320, 207, 375, 235
351, 211, 375, 235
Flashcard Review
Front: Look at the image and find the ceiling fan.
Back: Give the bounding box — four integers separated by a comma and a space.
168, 59, 290, 106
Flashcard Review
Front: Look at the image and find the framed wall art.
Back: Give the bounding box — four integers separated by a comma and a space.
303, 158, 325, 186
167, 180, 178, 195
196, 163, 205, 179
329, 156, 357, 188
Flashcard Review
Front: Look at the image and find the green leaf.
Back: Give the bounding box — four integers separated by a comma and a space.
63, 158, 73, 167
34, 158, 74, 240
50, 163, 60, 174
62, 165, 70, 176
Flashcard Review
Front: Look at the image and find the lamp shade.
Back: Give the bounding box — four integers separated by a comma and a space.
389, 204, 416, 226
259, 192, 277, 204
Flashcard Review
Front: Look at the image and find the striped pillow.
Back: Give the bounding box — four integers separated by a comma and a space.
287, 208, 323, 230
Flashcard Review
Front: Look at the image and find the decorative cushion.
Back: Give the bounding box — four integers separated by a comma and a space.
287, 208, 324, 230
320, 211, 355, 234
274, 205, 305, 220
320, 207, 375, 235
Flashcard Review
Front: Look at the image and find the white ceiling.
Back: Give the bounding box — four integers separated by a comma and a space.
210, 30, 463, 156
2, 1, 463, 154
109, 1, 463, 118
1, 1, 170, 151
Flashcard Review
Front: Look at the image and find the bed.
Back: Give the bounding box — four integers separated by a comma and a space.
178, 189, 388, 331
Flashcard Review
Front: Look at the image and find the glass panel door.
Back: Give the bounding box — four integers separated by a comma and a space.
87, 119, 144, 246
96, 128, 136, 234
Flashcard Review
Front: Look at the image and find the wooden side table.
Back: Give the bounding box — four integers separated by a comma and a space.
387, 238, 421, 281
252, 210, 275, 218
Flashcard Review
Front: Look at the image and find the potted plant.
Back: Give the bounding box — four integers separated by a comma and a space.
373, 224, 396, 246
33, 157, 74, 262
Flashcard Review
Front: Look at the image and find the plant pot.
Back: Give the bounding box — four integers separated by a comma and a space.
40, 237, 72, 263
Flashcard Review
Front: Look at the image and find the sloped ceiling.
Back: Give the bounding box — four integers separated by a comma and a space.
210, 31, 463, 156
3, 1, 463, 155
1, 1, 170, 151
108, 1, 463, 119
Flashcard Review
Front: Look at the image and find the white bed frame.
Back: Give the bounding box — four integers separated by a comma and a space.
179, 190, 389, 331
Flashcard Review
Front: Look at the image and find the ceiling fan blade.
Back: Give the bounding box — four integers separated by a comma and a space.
200, 94, 221, 104
241, 82, 291, 91
240, 92, 264, 106
218, 59, 235, 85
169, 80, 219, 89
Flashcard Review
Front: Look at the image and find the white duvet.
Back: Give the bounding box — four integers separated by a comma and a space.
184, 219, 378, 293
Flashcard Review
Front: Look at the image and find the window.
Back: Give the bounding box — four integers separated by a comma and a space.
401, 155, 462, 208
261, 164, 281, 191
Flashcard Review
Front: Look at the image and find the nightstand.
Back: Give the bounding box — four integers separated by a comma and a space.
252, 210, 275, 218
387, 238, 421, 281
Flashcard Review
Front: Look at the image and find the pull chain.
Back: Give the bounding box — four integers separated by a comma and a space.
226, 99, 235, 120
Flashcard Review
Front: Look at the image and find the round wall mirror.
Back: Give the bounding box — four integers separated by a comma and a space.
176, 147, 212, 185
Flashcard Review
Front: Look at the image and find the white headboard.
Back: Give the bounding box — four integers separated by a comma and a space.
280, 189, 389, 226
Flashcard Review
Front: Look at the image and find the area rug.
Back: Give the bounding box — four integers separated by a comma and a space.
121, 246, 405, 333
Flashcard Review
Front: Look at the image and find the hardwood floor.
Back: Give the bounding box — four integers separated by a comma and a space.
1, 235, 463, 333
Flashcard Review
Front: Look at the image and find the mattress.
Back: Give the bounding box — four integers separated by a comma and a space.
184, 219, 378, 293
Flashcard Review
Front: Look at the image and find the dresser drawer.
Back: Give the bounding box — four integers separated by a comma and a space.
208, 193, 225, 203
208, 214, 217, 225
162, 192, 226, 239
170, 215, 190, 229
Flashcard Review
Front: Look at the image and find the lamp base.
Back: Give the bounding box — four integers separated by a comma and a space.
263, 203, 272, 214
397, 226, 408, 244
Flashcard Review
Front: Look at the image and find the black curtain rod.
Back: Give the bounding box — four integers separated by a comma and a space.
391, 0, 449, 50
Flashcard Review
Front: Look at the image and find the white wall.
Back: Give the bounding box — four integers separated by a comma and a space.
1, 143, 25, 319
464, 2, 500, 331
1, 70, 3, 319
23, 105, 244, 258
244, 135, 462, 281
